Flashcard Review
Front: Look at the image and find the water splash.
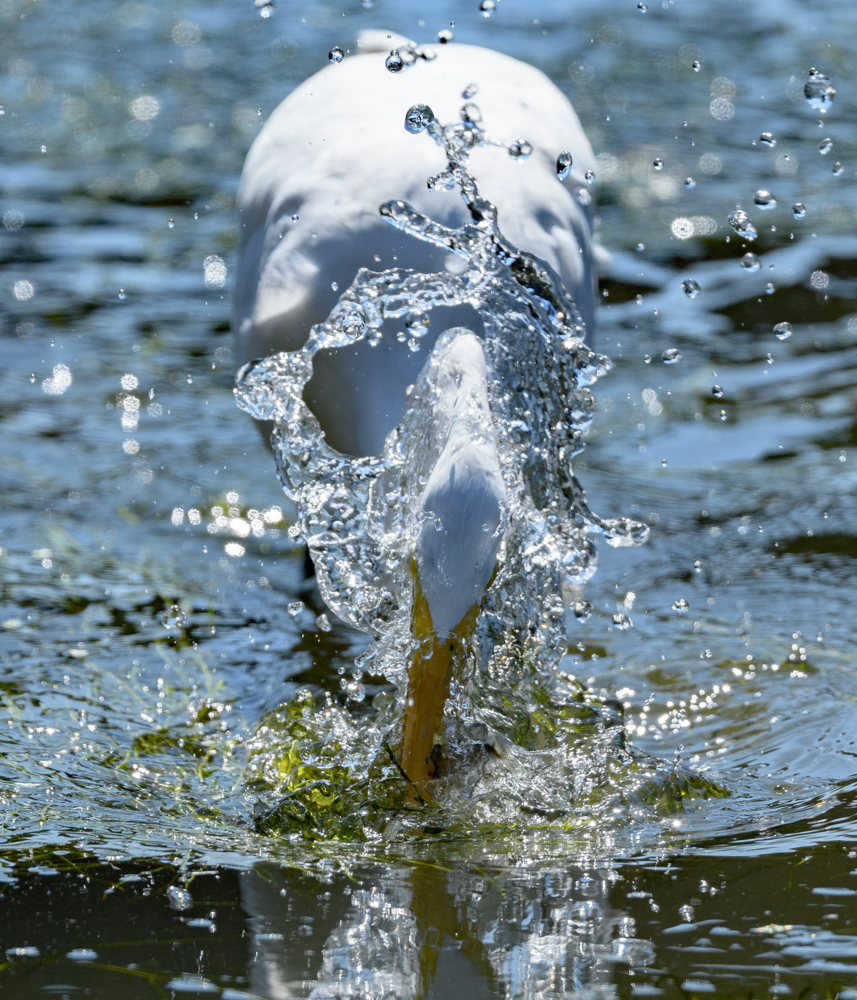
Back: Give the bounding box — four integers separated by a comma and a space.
234, 101, 722, 840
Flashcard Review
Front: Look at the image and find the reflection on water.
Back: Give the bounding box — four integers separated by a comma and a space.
1, 0, 857, 995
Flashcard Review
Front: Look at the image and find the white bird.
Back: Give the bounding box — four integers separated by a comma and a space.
234, 34, 600, 794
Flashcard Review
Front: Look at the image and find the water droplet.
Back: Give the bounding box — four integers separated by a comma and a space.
437, 28, 453, 43
584, 169, 596, 182
673, 598, 690, 612
612, 612, 632, 630
385, 49, 404, 73
316, 612, 332, 632
740, 252, 761, 270
681, 279, 700, 298
679, 904, 695, 922
573, 600, 592, 621
166, 886, 193, 911
832, 161, 843, 176
692, 60, 701, 72
291, 213, 299, 222
773, 321, 792, 340
118, 289, 126, 300
753, 189, 777, 210
791, 203, 806, 219
328, 46, 344, 64
637, 2, 647, 11
556, 150, 573, 180
479, 0, 496, 16
636, 243, 645, 252
719, 409, 727, 421
462, 82, 478, 99
765, 282, 775, 295
161, 605, 187, 630
759, 131, 776, 147
804, 68, 836, 112
404, 103, 435, 134
712, 385, 723, 398
662, 348, 682, 363
818, 136, 833, 155
508, 139, 533, 159
168, 218, 174, 229
574, 186, 592, 206
661, 458, 668, 467
684, 177, 696, 188
727, 209, 757, 241
288, 600, 306, 618
653, 157, 663, 171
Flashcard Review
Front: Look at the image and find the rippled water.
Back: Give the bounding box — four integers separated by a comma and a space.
2, 0, 857, 996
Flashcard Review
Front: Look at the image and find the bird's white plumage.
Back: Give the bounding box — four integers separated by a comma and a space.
235, 40, 600, 457
234, 40, 599, 635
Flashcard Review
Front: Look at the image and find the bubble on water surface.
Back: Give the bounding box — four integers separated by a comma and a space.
328, 46, 343, 64
13, 279, 34, 301
740, 252, 761, 270
727, 209, 757, 241
754, 189, 776, 210
556, 150, 573, 180
773, 322, 792, 340
681, 279, 700, 298
804, 68, 835, 112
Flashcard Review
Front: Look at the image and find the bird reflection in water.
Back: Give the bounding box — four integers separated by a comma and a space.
240, 861, 650, 999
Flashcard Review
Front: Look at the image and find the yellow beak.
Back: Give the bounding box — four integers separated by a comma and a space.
397, 560, 482, 800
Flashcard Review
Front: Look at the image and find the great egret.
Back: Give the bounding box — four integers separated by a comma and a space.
234, 34, 601, 794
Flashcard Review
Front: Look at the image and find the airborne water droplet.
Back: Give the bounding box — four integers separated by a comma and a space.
437, 28, 453, 43
818, 137, 833, 155
791, 203, 807, 219
653, 157, 663, 171
385, 49, 404, 73
692, 60, 701, 72
662, 348, 682, 363
712, 385, 723, 398
328, 46, 344, 64
479, 0, 496, 16
681, 279, 700, 298
832, 161, 843, 176
508, 139, 532, 159
740, 252, 761, 270
773, 321, 792, 340
684, 177, 695, 188
759, 131, 776, 147
673, 598, 690, 612
727, 208, 757, 241
804, 68, 836, 112
584, 169, 596, 182
573, 601, 592, 621
754, 189, 777, 210
637, 2, 647, 11
404, 104, 435, 134
556, 150, 573, 180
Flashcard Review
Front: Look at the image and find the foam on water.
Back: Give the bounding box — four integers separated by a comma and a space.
235, 102, 722, 841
